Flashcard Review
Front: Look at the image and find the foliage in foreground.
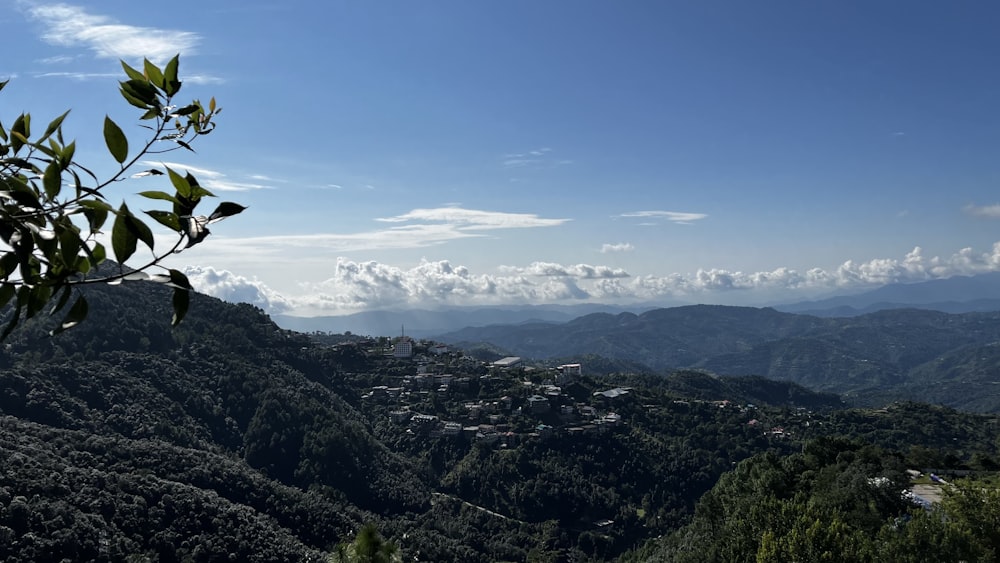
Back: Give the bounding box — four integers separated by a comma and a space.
634, 436, 1000, 562
0, 55, 243, 337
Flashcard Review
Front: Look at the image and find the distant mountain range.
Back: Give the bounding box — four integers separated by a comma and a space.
435, 306, 1000, 413
273, 273, 1000, 336
273, 303, 653, 338
773, 272, 1000, 316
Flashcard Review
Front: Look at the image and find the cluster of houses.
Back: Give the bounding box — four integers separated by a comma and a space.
361, 344, 627, 446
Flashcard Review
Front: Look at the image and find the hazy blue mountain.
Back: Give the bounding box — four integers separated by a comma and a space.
437, 305, 1000, 412
436, 305, 829, 369
273, 302, 653, 337
775, 272, 1000, 316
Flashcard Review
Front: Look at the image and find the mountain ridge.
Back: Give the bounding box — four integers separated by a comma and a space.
272, 272, 1000, 336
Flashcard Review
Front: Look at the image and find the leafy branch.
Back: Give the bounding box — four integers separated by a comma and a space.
0, 55, 244, 338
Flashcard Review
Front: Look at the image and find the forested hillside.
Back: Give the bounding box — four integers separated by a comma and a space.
2, 284, 999, 561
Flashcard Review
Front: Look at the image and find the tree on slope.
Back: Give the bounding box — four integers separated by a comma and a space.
329, 524, 401, 563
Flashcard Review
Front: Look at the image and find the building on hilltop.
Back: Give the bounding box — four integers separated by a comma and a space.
393, 325, 413, 358
556, 363, 581, 384
527, 394, 550, 414
492, 356, 522, 369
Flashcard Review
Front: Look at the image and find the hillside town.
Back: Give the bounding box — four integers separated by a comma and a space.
342, 335, 631, 446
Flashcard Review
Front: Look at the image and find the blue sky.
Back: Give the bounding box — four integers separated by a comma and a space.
5, 1, 1000, 316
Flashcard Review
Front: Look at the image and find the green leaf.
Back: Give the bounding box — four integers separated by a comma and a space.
78, 199, 114, 212
119, 85, 151, 110
103, 116, 129, 164
172, 287, 189, 326
57, 221, 83, 268
59, 140, 76, 170
3, 176, 42, 209
0, 253, 18, 278
120, 79, 159, 107
120, 60, 146, 81
172, 104, 201, 116
143, 58, 164, 90
145, 210, 181, 232
126, 213, 155, 251
182, 215, 210, 248
25, 284, 52, 320
10, 114, 28, 153
51, 295, 88, 335
42, 160, 62, 200
38, 110, 70, 144
84, 241, 106, 270
166, 167, 192, 198
0, 283, 14, 309
112, 203, 139, 263
137, 190, 181, 205
163, 55, 182, 96
168, 269, 193, 290
208, 202, 247, 223
49, 285, 73, 316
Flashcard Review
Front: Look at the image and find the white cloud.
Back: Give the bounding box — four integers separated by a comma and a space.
37, 54, 76, 64
499, 262, 630, 279
618, 210, 708, 225
184, 266, 292, 314
252, 242, 1000, 315
601, 242, 634, 253
143, 161, 222, 178
376, 207, 570, 230
295, 258, 539, 312
964, 203, 1000, 219
502, 147, 569, 169
34, 71, 117, 80
25, 2, 199, 64
203, 224, 486, 256
140, 161, 271, 192
183, 74, 224, 85
199, 207, 569, 257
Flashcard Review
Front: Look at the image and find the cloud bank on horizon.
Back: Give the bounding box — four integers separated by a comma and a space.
186, 243, 1000, 316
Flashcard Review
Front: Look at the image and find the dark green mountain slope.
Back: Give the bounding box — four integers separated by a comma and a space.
4, 284, 1000, 561
0, 282, 429, 561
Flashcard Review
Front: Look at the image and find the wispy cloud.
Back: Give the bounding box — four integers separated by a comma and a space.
601, 242, 634, 254
24, 2, 200, 64
140, 161, 272, 192
964, 203, 1000, 219
194, 207, 569, 258
618, 210, 708, 225
376, 207, 570, 230
33, 71, 117, 80
37, 54, 77, 64
502, 147, 572, 168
